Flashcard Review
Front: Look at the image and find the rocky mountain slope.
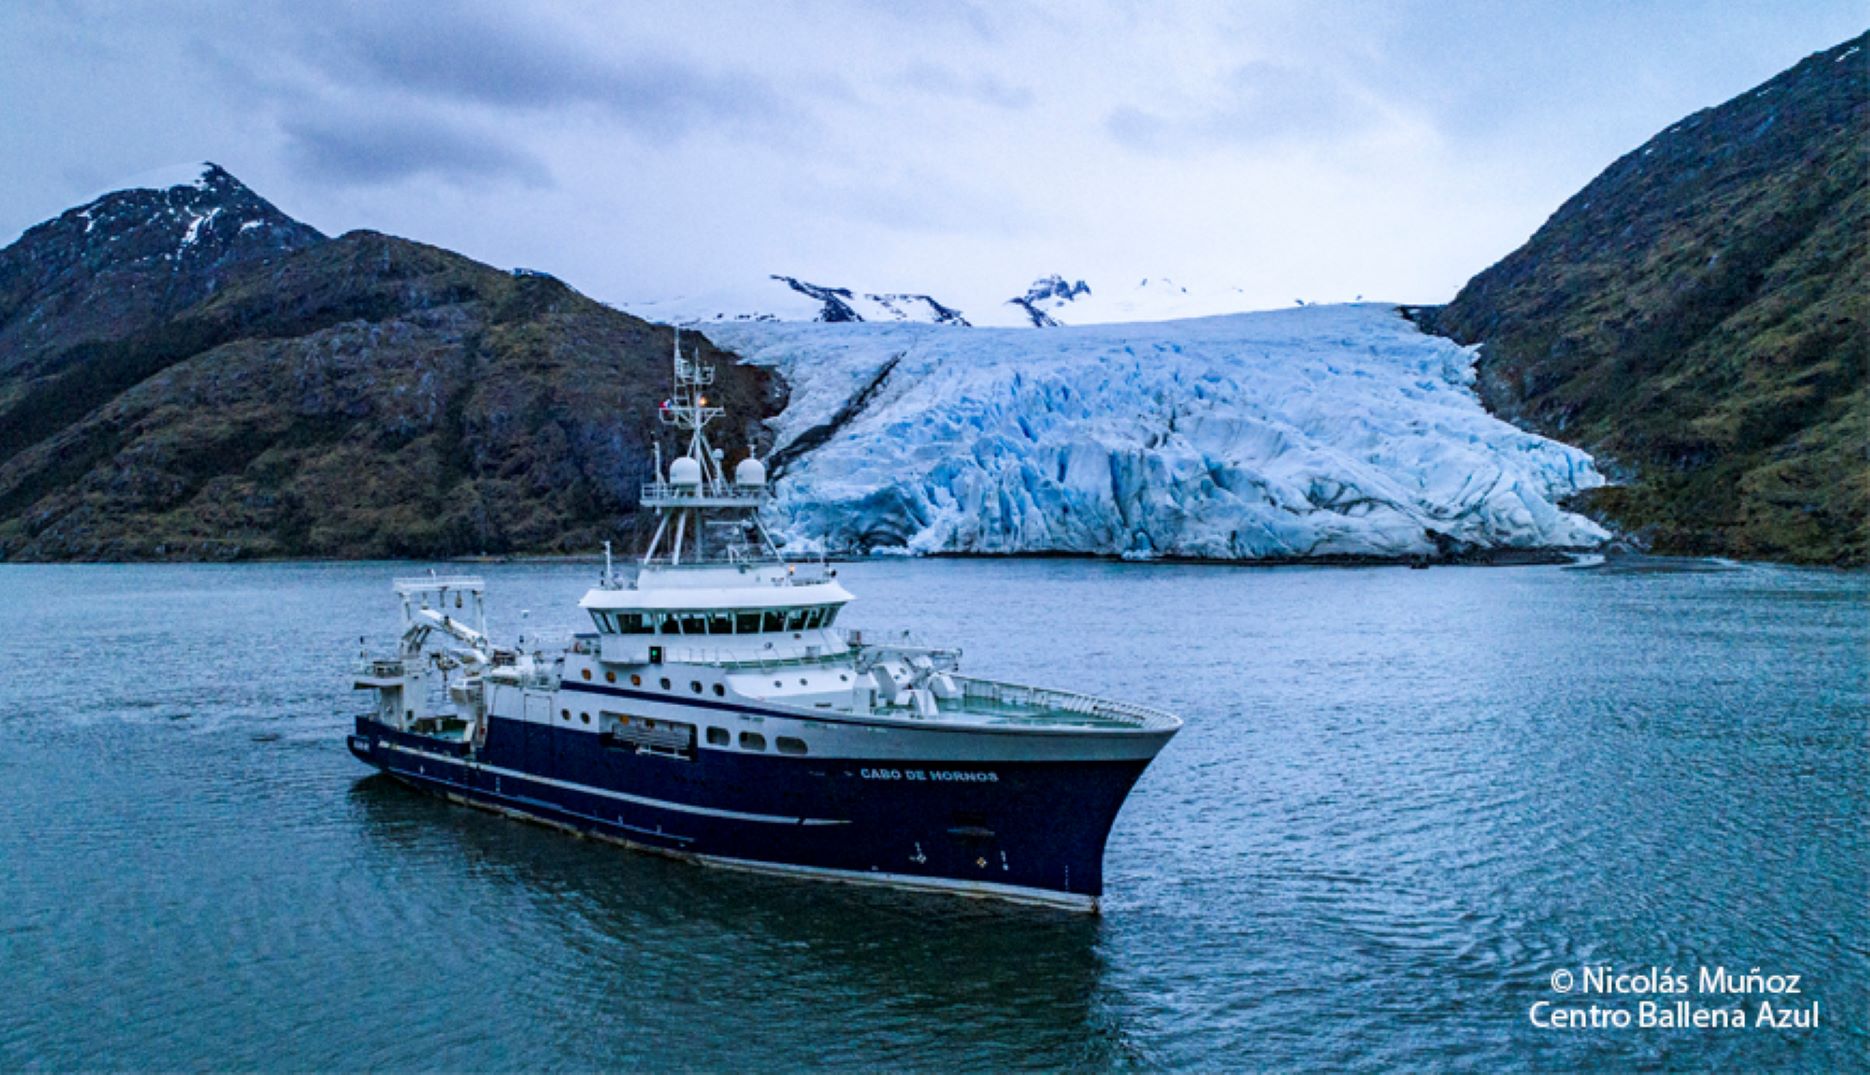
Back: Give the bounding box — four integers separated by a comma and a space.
0, 165, 324, 378
1419, 33, 1868, 565
0, 166, 773, 561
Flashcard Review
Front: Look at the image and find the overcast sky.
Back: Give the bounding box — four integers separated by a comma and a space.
2, 1, 1862, 313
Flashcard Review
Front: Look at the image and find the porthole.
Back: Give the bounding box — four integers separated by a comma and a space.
630, 674, 641, 686
581, 668, 591, 680
605, 670, 616, 683
774, 679, 783, 688
660, 677, 671, 690
706, 727, 730, 746
690, 681, 703, 694
712, 683, 725, 697
581, 713, 591, 725
739, 731, 766, 751
839, 673, 849, 682
799, 677, 809, 686
777, 736, 808, 756
560, 709, 570, 721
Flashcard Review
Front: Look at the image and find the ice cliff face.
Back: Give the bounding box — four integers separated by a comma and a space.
702, 304, 1608, 560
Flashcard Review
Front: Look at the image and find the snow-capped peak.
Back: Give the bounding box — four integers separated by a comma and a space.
770, 275, 970, 326
1004, 274, 1091, 326
625, 271, 1265, 329
33, 162, 324, 272
625, 275, 972, 327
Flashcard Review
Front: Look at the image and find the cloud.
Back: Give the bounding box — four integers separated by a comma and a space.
280, 111, 551, 188
1106, 61, 1380, 153
900, 61, 1035, 110
307, 4, 792, 141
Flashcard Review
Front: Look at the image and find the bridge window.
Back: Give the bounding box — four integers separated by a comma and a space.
784, 609, 805, 631
709, 611, 734, 634
739, 732, 766, 751
589, 611, 656, 634
736, 611, 762, 633
776, 736, 808, 756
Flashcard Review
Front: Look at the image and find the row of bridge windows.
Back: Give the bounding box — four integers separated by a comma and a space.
590, 606, 840, 636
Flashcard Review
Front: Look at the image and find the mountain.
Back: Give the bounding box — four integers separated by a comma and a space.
702, 305, 1607, 561
1418, 33, 1868, 566
0, 163, 325, 377
628, 275, 971, 326
0, 167, 773, 561
626, 273, 1261, 328
1005, 274, 1091, 326
999, 274, 1256, 327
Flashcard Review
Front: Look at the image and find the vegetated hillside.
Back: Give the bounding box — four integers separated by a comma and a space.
1420, 33, 1868, 565
0, 172, 774, 561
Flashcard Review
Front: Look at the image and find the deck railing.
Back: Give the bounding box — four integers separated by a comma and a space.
955, 676, 1181, 731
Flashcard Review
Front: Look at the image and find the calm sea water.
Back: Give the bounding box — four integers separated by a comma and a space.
0, 558, 1863, 1071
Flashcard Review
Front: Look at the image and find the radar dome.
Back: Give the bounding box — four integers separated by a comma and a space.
734, 457, 767, 486
668, 456, 703, 486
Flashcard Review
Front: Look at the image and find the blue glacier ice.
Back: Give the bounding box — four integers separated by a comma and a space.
702, 304, 1609, 560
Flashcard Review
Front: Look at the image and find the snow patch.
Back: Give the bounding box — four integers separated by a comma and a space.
705, 304, 1607, 560
177, 206, 221, 250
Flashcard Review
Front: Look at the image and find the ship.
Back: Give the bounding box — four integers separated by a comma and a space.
347, 334, 1182, 911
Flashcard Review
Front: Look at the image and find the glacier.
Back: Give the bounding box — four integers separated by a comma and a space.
701, 303, 1609, 561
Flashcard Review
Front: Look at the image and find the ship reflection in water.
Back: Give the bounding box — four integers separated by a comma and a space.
346, 774, 1124, 1069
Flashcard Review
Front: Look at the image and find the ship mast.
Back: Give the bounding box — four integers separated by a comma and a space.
637, 330, 779, 569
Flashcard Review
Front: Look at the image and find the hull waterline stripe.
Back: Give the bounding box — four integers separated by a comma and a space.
385, 758, 698, 845
688, 854, 1099, 913
376, 740, 847, 827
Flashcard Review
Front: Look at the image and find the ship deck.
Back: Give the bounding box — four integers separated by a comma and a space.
871, 676, 1181, 733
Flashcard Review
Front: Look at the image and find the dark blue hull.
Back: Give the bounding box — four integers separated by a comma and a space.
349, 715, 1151, 909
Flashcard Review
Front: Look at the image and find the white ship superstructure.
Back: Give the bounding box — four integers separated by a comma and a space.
349, 334, 1180, 910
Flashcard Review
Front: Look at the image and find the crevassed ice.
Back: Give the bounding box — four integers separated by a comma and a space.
703, 303, 1609, 560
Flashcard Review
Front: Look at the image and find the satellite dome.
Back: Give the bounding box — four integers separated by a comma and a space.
668, 456, 703, 486
734, 457, 767, 486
